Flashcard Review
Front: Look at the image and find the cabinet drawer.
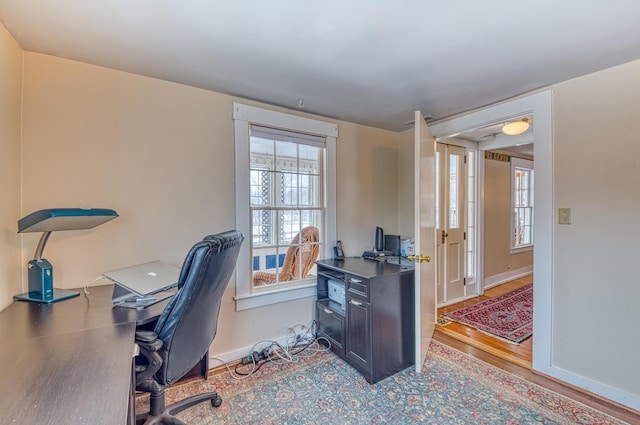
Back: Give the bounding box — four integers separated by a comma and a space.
316, 302, 345, 357
345, 274, 369, 301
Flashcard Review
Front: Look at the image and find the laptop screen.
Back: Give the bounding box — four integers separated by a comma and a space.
102, 260, 180, 299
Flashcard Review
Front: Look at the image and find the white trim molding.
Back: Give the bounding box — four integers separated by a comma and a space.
232, 103, 338, 311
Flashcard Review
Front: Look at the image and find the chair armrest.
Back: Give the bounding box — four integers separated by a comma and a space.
135, 330, 160, 344
135, 331, 163, 388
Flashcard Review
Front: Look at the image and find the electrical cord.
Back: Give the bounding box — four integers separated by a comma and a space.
209, 356, 257, 381
216, 320, 331, 379
83, 275, 106, 297
269, 322, 330, 365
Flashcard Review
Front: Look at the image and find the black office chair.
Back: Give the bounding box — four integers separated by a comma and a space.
134, 230, 244, 425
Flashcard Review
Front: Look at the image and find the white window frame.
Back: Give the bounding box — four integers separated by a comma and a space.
233, 103, 337, 311
511, 157, 534, 253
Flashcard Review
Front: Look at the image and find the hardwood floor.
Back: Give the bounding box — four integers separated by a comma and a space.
436, 275, 533, 368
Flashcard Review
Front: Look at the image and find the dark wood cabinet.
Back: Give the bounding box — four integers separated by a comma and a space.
345, 295, 371, 371
315, 258, 415, 384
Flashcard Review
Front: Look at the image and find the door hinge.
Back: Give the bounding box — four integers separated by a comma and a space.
464, 232, 466, 240
463, 277, 467, 286
464, 155, 467, 164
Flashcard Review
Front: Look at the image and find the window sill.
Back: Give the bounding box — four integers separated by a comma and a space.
510, 245, 533, 255
234, 282, 316, 311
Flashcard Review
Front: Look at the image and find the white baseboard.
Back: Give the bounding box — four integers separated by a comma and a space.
483, 265, 533, 290
439, 294, 478, 308
207, 329, 313, 367
536, 363, 640, 412
208, 346, 256, 367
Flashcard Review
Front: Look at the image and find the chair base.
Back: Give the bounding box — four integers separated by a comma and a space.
136, 391, 222, 425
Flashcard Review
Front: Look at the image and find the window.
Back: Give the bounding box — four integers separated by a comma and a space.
449, 154, 460, 228
466, 151, 476, 282
233, 103, 338, 310
249, 126, 323, 286
511, 157, 534, 252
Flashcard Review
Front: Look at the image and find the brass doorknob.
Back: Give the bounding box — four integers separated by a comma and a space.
408, 254, 431, 263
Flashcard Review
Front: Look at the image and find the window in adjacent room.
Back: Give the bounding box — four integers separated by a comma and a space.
466, 150, 476, 284
511, 157, 534, 252
233, 103, 338, 310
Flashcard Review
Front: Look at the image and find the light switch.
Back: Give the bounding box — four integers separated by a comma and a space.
558, 208, 571, 225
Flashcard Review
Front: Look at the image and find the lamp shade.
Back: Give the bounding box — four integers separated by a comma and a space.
502, 118, 529, 136
18, 208, 119, 233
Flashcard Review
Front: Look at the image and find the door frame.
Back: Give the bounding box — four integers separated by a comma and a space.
429, 91, 553, 373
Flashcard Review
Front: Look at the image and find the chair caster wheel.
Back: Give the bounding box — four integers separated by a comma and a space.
211, 396, 222, 408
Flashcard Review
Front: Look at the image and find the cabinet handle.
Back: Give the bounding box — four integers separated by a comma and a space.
323, 308, 333, 314
350, 299, 362, 306
348, 278, 363, 284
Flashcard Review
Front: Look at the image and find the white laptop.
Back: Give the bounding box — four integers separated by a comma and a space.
103, 260, 180, 308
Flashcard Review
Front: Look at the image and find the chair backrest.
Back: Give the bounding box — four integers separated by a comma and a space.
153, 230, 243, 385
279, 226, 319, 282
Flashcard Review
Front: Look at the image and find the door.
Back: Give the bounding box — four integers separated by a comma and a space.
436, 144, 466, 304
345, 294, 371, 375
414, 111, 437, 372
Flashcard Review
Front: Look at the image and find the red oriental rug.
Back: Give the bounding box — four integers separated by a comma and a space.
444, 283, 533, 343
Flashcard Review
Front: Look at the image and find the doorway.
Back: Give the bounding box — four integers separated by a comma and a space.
428, 92, 553, 372
435, 134, 534, 367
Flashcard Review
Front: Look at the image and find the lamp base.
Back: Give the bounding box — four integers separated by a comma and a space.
14, 288, 80, 303
15, 258, 79, 303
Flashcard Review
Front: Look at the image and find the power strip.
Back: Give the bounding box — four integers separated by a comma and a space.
240, 349, 269, 365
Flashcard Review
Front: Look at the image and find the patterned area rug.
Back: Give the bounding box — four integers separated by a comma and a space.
444, 283, 533, 343
137, 340, 626, 424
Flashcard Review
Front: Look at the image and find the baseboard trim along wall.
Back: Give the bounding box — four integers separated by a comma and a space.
483, 265, 533, 289
209, 330, 311, 367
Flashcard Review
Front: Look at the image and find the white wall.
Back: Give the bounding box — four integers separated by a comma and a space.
336, 122, 399, 255
552, 59, 640, 402
0, 24, 23, 310
17, 51, 400, 358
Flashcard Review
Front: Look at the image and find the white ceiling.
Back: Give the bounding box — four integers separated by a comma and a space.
2, 1, 640, 131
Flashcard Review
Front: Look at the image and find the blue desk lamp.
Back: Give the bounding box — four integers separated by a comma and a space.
15, 208, 119, 303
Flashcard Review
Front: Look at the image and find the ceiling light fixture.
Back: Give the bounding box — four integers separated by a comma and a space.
502, 118, 529, 136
